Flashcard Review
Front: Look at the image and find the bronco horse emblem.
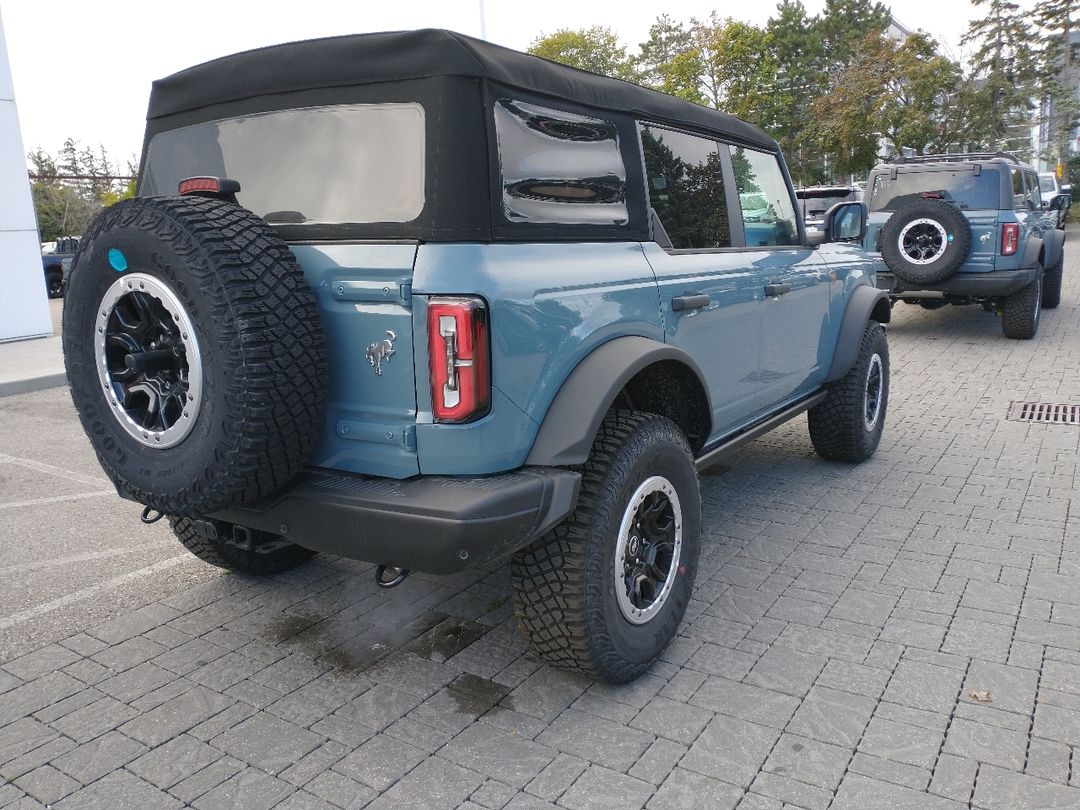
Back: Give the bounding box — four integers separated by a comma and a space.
365, 331, 396, 376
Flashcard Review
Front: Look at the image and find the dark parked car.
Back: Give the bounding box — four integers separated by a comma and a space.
64, 29, 890, 682
41, 236, 79, 298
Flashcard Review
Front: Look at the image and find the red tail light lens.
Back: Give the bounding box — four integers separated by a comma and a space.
1001, 223, 1019, 256
178, 177, 222, 195
427, 297, 490, 423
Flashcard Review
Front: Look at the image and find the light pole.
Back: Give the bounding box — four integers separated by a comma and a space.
478, 0, 487, 40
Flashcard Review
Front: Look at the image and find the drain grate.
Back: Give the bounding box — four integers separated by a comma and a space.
1007, 401, 1080, 425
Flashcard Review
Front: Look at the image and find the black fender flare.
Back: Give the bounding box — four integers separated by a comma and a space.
525, 336, 710, 467
825, 283, 891, 383
1040, 229, 1064, 269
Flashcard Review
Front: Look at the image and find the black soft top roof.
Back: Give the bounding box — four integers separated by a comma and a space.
148, 28, 776, 151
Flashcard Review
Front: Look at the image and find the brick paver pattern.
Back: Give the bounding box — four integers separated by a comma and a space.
2, 257, 1079, 809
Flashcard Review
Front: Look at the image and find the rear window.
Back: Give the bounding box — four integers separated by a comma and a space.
869, 168, 1000, 212
141, 103, 426, 224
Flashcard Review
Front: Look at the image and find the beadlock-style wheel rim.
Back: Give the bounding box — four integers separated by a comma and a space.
864, 353, 884, 432
95, 273, 202, 449
898, 218, 948, 264
614, 476, 683, 625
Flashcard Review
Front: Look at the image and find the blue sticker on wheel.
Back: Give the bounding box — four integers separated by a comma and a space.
108, 248, 128, 272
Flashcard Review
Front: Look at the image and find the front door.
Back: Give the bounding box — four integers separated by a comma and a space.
638, 124, 760, 437
731, 146, 831, 405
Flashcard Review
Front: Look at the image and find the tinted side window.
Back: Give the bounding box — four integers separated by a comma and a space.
1011, 168, 1027, 210
639, 124, 730, 250
1024, 171, 1042, 208
732, 147, 799, 246
494, 99, 628, 225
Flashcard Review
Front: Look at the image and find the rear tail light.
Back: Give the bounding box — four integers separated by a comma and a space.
178, 176, 241, 198
1001, 223, 1019, 256
427, 297, 490, 423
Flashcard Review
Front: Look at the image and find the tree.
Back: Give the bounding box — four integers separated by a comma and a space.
962, 0, 1039, 151
28, 140, 136, 241
818, 0, 891, 80
1035, 0, 1080, 166
767, 0, 827, 184
690, 14, 780, 125
637, 16, 703, 103
528, 26, 635, 80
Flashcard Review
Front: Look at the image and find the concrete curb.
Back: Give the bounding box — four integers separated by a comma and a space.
0, 372, 68, 398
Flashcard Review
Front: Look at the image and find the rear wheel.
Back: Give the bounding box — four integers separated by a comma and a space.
511, 411, 701, 683
169, 516, 315, 576
1002, 268, 1043, 339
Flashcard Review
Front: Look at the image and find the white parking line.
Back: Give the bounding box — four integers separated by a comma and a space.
0, 453, 111, 487
0, 542, 174, 576
0, 555, 191, 630
0, 491, 114, 509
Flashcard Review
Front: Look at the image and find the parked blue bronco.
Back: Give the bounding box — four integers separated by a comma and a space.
63, 30, 890, 682
865, 153, 1069, 339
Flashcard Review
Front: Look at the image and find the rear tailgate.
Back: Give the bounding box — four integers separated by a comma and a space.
293, 243, 420, 478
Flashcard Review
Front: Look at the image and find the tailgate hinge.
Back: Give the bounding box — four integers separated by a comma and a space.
402, 425, 417, 453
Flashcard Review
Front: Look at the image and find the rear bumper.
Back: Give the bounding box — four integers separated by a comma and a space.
876, 267, 1037, 298
211, 467, 581, 575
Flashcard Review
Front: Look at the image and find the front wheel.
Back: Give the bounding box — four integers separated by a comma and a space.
808, 320, 889, 463
511, 411, 701, 683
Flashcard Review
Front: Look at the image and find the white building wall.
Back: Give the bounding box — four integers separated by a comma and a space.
0, 9, 51, 341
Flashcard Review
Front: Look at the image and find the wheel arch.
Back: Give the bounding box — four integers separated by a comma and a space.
824, 283, 891, 383
524, 337, 711, 467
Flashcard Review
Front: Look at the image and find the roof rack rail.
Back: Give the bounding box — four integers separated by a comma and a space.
889, 152, 1021, 165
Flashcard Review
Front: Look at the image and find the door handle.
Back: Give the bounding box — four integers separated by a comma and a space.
672, 294, 711, 312
764, 283, 791, 298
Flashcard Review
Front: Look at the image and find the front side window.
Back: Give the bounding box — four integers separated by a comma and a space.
640, 124, 730, 249
494, 99, 627, 225
142, 103, 426, 224
732, 147, 799, 246
1024, 172, 1042, 209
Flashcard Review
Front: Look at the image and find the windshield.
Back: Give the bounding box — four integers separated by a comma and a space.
1040, 174, 1057, 193
869, 168, 1000, 211
142, 103, 426, 225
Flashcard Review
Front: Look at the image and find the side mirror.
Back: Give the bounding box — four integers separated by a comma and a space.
1049, 193, 1071, 212
823, 201, 867, 243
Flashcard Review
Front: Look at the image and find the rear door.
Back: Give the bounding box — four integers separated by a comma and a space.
294, 244, 420, 478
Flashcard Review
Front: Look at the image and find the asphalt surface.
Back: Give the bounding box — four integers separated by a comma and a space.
0, 241, 1078, 809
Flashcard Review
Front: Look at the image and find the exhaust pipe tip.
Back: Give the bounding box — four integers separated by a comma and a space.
375, 565, 410, 588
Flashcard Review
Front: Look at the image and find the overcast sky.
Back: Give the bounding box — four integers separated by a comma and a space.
4, 0, 1009, 168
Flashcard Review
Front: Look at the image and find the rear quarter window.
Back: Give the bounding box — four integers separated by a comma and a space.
494, 99, 628, 225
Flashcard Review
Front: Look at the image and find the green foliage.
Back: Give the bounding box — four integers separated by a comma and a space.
28, 140, 136, 242
528, 26, 635, 80
962, 0, 1039, 151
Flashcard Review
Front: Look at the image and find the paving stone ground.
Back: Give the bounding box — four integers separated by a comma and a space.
2, 247, 1080, 809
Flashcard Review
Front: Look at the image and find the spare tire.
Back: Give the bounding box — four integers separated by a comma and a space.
63, 195, 326, 516
879, 199, 971, 285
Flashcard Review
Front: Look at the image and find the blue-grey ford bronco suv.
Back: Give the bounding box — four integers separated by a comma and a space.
63, 30, 890, 682
866, 153, 1069, 339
